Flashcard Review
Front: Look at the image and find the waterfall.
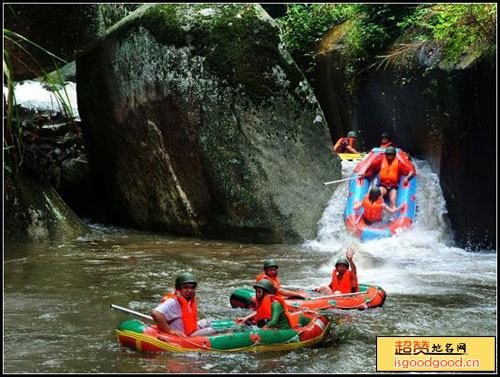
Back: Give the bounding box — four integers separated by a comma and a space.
303, 158, 496, 296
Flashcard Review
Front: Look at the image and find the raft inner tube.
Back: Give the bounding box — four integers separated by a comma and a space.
230, 284, 386, 312
344, 147, 417, 240
115, 310, 331, 353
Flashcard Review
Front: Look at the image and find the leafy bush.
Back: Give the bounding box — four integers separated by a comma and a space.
396, 4, 496, 67
276, 4, 355, 79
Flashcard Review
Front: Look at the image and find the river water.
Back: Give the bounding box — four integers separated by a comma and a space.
3, 159, 496, 373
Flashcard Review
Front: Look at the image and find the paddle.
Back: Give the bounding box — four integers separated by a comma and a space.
323, 175, 359, 186
110, 303, 153, 321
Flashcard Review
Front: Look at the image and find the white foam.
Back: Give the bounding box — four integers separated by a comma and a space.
304, 158, 497, 296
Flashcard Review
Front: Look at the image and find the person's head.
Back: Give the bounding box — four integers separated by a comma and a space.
385, 146, 396, 161
175, 272, 197, 300
347, 131, 357, 139
369, 186, 381, 201
381, 132, 391, 144
335, 257, 350, 273
263, 259, 279, 278
253, 279, 275, 299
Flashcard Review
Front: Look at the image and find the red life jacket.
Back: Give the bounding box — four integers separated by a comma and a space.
329, 269, 359, 294
254, 294, 297, 328
333, 137, 355, 152
380, 156, 400, 187
256, 273, 281, 290
161, 292, 198, 335
362, 194, 384, 222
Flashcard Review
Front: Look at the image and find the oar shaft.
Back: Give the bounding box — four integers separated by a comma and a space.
110, 304, 153, 321
323, 175, 358, 186
312, 291, 366, 300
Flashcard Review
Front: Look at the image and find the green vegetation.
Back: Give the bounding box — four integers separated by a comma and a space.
100, 3, 142, 29
275, 4, 496, 87
276, 4, 355, 80
3, 29, 75, 173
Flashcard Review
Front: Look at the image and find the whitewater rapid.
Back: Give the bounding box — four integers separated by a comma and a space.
303, 158, 497, 296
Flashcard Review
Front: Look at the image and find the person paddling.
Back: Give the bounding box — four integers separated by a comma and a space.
313, 247, 359, 295
353, 186, 404, 224
152, 272, 215, 338
357, 146, 415, 208
235, 279, 296, 330
256, 259, 309, 299
333, 131, 359, 154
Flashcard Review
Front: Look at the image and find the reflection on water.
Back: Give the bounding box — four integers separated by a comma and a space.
3, 158, 496, 373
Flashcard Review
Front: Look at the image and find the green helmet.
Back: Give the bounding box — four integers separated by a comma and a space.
335, 257, 350, 269
175, 272, 197, 289
381, 132, 390, 139
263, 259, 279, 270
385, 146, 396, 155
347, 131, 357, 138
369, 186, 381, 197
253, 279, 275, 294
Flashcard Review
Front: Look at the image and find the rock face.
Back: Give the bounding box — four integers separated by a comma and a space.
4, 170, 90, 242
314, 22, 496, 250
77, 4, 338, 243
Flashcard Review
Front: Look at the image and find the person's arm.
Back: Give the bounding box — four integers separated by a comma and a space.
353, 200, 362, 211
346, 247, 357, 286
358, 155, 381, 179
277, 288, 309, 299
235, 312, 256, 325
151, 309, 186, 337
346, 145, 359, 154
403, 169, 415, 185
383, 204, 397, 214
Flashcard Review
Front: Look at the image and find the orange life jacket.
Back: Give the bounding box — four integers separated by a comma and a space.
329, 269, 359, 294
333, 137, 355, 152
161, 292, 198, 335
256, 273, 281, 291
380, 141, 395, 148
254, 294, 297, 328
362, 195, 384, 223
379, 156, 400, 187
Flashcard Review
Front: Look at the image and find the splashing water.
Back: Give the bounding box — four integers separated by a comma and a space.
304, 159, 496, 296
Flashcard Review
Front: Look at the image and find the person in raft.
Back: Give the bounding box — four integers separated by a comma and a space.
257, 259, 310, 299
152, 272, 215, 338
380, 132, 397, 148
313, 247, 359, 295
235, 279, 296, 329
357, 146, 415, 208
333, 131, 359, 154
352, 186, 404, 224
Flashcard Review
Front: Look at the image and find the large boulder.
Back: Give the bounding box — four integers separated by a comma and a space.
4, 170, 90, 242
77, 4, 338, 243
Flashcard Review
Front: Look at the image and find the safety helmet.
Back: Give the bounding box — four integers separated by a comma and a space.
335, 257, 350, 269
385, 146, 396, 155
369, 186, 381, 197
253, 279, 275, 294
175, 272, 198, 289
347, 131, 357, 138
381, 132, 390, 139
263, 259, 279, 270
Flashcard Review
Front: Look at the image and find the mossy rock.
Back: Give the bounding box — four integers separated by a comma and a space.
77, 4, 339, 243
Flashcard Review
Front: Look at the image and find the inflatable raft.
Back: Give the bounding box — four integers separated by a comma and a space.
115, 311, 331, 353
230, 284, 386, 312
344, 147, 417, 240
337, 152, 365, 161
